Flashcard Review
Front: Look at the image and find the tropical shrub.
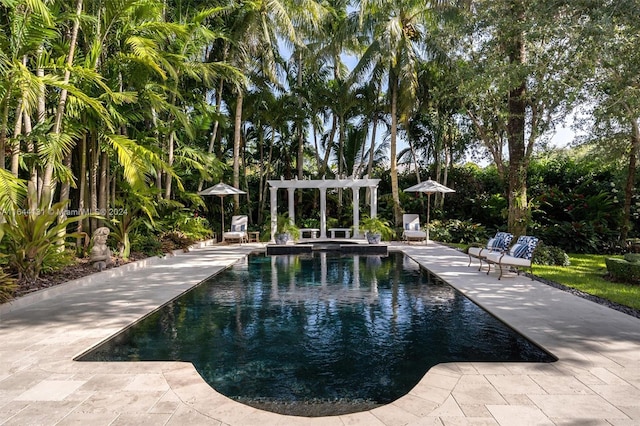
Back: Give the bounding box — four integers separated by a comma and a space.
429, 219, 487, 244
532, 188, 620, 253
0, 268, 17, 303
130, 232, 164, 257
160, 209, 213, 241
0, 201, 87, 280
532, 242, 570, 266
605, 256, 640, 284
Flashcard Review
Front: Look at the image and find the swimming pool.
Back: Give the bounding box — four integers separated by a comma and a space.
79, 252, 555, 415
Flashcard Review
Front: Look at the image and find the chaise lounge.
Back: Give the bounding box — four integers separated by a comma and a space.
484, 235, 540, 280
402, 214, 427, 243
223, 215, 248, 244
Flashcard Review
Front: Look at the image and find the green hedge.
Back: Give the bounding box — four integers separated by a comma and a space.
605, 258, 640, 284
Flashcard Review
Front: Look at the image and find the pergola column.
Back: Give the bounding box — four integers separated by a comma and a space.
320, 187, 327, 238
370, 186, 378, 218
352, 187, 360, 238
288, 187, 295, 224
270, 187, 278, 242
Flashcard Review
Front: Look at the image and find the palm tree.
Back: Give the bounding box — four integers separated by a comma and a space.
354, 0, 445, 225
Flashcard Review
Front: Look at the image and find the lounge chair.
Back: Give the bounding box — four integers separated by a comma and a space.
484, 236, 540, 280
468, 232, 513, 271
223, 215, 248, 244
402, 214, 427, 243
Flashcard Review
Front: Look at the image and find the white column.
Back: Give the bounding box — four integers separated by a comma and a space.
352, 187, 360, 238
320, 187, 327, 238
270, 187, 278, 242
370, 186, 378, 218
288, 187, 295, 224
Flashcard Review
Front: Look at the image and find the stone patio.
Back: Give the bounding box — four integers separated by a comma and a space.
1, 242, 639, 425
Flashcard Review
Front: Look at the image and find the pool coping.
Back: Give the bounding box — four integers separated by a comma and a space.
1, 242, 639, 425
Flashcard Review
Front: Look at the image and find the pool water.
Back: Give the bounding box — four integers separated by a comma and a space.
80, 252, 555, 415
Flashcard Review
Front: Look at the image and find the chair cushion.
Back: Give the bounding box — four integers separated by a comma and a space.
486, 253, 531, 267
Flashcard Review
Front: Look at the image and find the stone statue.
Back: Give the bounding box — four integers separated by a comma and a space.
90, 227, 113, 271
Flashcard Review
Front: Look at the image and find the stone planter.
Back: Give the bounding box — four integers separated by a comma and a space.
275, 233, 290, 245
366, 232, 381, 244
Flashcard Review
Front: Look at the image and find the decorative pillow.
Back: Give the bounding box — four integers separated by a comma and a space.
240, 224, 246, 231
230, 225, 237, 232
510, 243, 528, 258
510, 236, 539, 259
404, 224, 410, 230
486, 238, 497, 249
495, 232, 513, 250
414, 223, 420, 231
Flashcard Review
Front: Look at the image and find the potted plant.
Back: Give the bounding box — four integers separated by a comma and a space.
275, 213, 300, 245
359, 216, 393, 244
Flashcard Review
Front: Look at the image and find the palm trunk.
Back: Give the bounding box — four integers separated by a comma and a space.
233, 91, 243, 213
296, 51, 304, 200
389, 74, 402, 226
41, 0, 83, 208
77, 134, 87, 252
164, 131, 175, 199
10, 97, 23, 177
24, 108, 38, 210
99, 150, 108, 221
89, 132, 99, 233
321, 115, 337, 177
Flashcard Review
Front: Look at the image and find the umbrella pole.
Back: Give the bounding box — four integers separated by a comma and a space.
220, 196, 224, 242
426, 193, 431, 245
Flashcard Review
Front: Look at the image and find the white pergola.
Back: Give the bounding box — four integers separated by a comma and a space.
267, 177, 381, 242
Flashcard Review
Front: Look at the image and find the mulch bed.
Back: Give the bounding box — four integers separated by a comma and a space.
13, 252, 149, 298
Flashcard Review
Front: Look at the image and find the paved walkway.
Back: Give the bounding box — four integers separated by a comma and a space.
0, 242, 639, 425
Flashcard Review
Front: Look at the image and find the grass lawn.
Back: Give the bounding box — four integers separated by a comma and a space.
534, 254, 640, 311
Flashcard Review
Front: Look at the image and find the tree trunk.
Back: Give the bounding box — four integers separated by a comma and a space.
10, 97, 23, 177
89, 133, 99, 233
233, 91, 243, 213
621, 117, 640, 242
389, 74, 402, 226
505, 10, 528, 238
321, 115, 337, 177
506, 78, 528, 237
98, 149, 108, 226
164, 131, 175, 199
41, 0, 83, 208
23, 108, 38, 210
77, 134, 87, 252
296, 51, 304, 204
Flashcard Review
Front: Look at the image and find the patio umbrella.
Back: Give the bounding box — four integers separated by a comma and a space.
198, 182, 246, 240
404, 179, 455, 244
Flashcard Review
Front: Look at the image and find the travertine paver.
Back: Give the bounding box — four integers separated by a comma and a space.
0, 242, 639, 425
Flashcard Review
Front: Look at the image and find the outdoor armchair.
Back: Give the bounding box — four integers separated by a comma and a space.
468, 232, 513, 271
484, 236, 540, 280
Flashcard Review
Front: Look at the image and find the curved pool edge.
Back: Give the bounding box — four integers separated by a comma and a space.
3, 242, 638, 425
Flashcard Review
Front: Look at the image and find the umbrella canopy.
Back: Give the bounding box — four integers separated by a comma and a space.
198, 183, 246, 240
404, 179, 455, 244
